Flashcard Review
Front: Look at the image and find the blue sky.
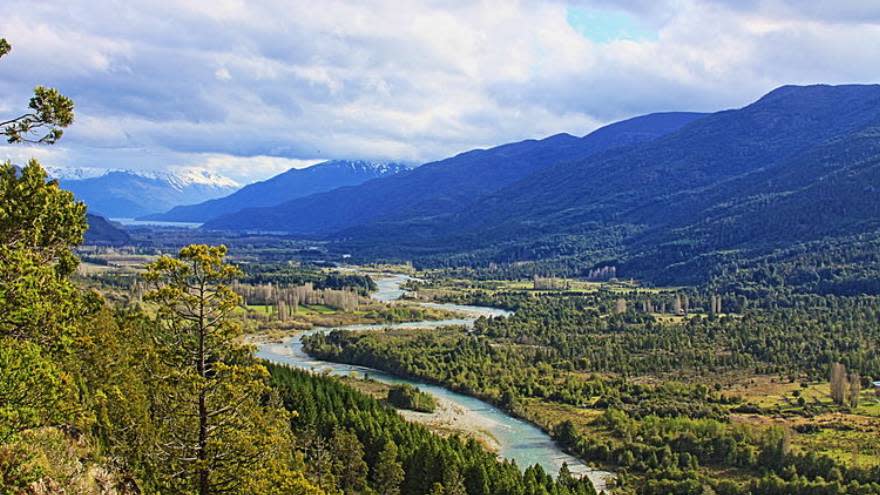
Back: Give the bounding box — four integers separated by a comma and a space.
1, 0, 880, 184
566, 6, 657, 43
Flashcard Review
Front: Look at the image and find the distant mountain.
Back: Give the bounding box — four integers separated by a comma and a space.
209, 84, 880, 291
84, 214, 130, 245
346, 84, 880, 287
56, 168, 239, 218
203, 112, 706, 232
145, 160, 411, 222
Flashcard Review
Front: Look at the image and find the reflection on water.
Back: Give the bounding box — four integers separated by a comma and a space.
256, 273, 613, 490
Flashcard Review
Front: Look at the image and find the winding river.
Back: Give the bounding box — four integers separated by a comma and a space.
256, 274, 613, 491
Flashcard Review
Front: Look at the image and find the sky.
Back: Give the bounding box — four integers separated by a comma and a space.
1, 0, 880, 184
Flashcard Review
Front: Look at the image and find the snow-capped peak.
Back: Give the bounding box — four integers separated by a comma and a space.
161, 168, 241, 189
46, 166, 240, 190
326, 160, 414, 174
45, 166, 115, 181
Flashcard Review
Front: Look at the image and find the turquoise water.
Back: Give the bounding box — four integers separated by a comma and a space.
255, 274, 612, 490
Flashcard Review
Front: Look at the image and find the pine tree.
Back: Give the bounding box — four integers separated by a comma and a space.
145, 245, 294, 495
442, 468, 467, 495
303, 433, 338, 491
0, 38, 74, 145
373, 439, 404, 495
331, 427, 368, 492
0, 160, 88, 348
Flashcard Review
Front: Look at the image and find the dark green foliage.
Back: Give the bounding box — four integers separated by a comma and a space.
306, 290, 880, 390
386, 384, 437, 413
268, 364, 598, 495
239, 263, 376, 294
301, 286, 880, 494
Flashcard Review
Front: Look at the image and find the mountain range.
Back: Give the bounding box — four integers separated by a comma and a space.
55, 168, 239, 218
201, 84, 880, 290
144, 160, 411, 222
203, 112, 706, 233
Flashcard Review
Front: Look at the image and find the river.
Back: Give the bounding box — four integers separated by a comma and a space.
256, 274, 613, 491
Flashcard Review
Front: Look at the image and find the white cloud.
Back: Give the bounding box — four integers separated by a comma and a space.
214, 67, 232, 81
1, 0, 878, 183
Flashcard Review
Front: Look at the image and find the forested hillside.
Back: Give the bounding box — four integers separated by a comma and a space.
340, 85, 880, 292
203, 112, 705, 233
84, 213, 130, 245
200, 85, 880, 294
269, 364, 597, 495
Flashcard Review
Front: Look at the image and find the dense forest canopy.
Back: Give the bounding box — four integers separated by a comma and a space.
303, 284, 880, 495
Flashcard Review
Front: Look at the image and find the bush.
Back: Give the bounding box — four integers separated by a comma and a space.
386, 384, 437, 413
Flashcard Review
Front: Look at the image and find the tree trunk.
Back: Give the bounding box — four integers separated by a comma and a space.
198, 280, 209, 495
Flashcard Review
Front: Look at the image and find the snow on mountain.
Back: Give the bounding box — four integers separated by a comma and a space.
46, 166, 240, 189
53, 166, 240, 218
46, 166, 117, 181
162, 168, 240, 189
145, 159, 412, 223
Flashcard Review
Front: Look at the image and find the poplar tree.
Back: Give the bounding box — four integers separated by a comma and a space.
849, 372, 861, 408
830, 362, 849, 405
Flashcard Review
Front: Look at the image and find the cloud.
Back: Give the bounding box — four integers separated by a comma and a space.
1, 0, 878, 183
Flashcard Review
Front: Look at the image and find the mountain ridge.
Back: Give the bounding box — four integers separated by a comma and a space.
203, 111, 707, 233
346, 84, 880, 286
59, 169, 239, 218
144, 160, 412, 222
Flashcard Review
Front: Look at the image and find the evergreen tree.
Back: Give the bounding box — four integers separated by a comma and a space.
145, 245, 294, 495
0, 160, 89, 348
0, 38, 74, 144
331, 427, 369, 493
373, 439, 405, 495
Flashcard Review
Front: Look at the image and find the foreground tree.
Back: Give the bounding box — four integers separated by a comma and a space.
0, 38, 74, 144
0, 37, 82, 347
0, 160, 90, 347
0, 338, 76, 442
145, 245, 295, 495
